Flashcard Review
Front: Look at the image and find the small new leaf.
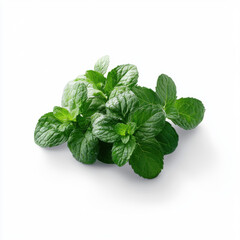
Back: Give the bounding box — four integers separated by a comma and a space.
121, 135, 130, 144
85, 70, 106, 90
115, 123, 128, 136
53, 106, 72, 122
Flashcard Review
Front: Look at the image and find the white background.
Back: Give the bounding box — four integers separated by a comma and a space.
1, 0, 240, 239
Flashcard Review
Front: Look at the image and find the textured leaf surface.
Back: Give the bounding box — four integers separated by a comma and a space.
155, 121, 179, 155
98, 141, 114, 164
112, 136, 136, 166
67, 129, 98, 164
121, 135, 130, 144
109, 86, 130, 99
156, 74, 177, 107
129, 138, 164, 179
114, 123, 128, 136
127, 122, 136, 135
80, 97, 105, 117
129, 105, 165, 139
132, 86, 160, 106
104, 64, 138, 94
76, 115, 90, 131
34, 112, 71, 147
69, 82, 87, 111
170, 97, 205, 130
94, 55, 110, 75
53, 106, 72, 122
62, 78, 106, 108
92, 115, 120, 143
85, 70, 106, 90
61, 81, 87, 112
106, 91, 139, 120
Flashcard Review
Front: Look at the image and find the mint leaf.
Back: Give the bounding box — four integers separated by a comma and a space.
170, 97, 205, 130
127, 122, 136, 135
109, 86, 130, 99
98, 141, 114, 164
76, 115, 90, 131
80, 97, 105, 118
121, 135, 130, 144
129, 138, 164, 179
155, 121, 179, 155
106, 91, 139, 120
132, 86, 160, 106
92, 115, 120, 143
112, 136, 136, 166
129, 105, 165, 139
34, 112, 72, 147
115, 123, 128, 136
68, 82, 87, 111
104, 64, 138, 95
94, 55, 110, 75
156, 74, 177, 107
61, 81, 87, 112
164, 103, 178, 119
53, 106, 73, 122
67, 129, 98, 164
62, 78, 106, 108
85, 70, 106, 90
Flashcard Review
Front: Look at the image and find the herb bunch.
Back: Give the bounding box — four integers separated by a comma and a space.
34, 56, 205, 179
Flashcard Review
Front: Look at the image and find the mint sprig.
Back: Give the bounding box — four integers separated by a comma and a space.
34, 56, 205, 179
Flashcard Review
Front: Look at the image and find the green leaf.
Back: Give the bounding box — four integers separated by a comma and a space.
109, 86, 130, 99
85, 70, 106, 90
169, 97, 205, 130
98, 141, 114, 164
129, 105, 165, 139
112, 136, 136, 166
115, 123, 128, 136
104, 64, 138, 95
92, 115, 120, 143
94, 55, 110, 75
106, 91, 139, 120
61, 81, 87, 112
76, 115, 90, 131
129, 138, 164, 179
155, 121, 179, 155
69, 82, 88, 111
156, 74, 177, 107
80, 96, 106, 118
127, 122, 136, 135
164, 102, 178, 119
34, 112, 72, 147
121, 135, 130, 144
67, 129, 98, 164
62, 78, 106, 108
132, 86, 160, 106
53, 106, 72, 122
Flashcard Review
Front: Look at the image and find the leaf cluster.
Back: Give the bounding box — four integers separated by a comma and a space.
34, 56, 205, 179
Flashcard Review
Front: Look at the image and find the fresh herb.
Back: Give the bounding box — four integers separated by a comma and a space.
34, 56, 205, 179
